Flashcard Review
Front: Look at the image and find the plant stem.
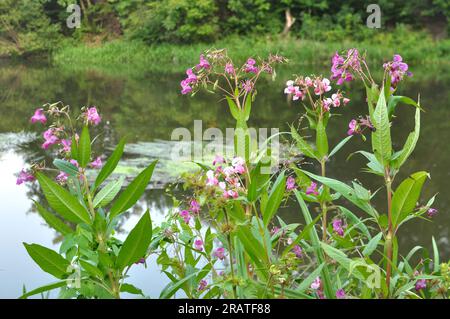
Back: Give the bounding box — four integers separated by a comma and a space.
385, 167, 393, 296
224, 209, 238, 299
320, 159, 328, 242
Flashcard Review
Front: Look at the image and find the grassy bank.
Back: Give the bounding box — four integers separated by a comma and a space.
53, 34, 450, 74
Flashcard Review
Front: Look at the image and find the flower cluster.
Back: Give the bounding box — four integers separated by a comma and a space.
205, 155, 246, 199
178, 199, 202, 224
383, 54, 412, 90
347, 116, 374, 136
331, 48, 361, 85
332, 219, 345, 237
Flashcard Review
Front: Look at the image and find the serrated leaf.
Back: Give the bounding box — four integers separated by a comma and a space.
36, 172, 91, 224
290, 125, 318, 159
53, 159, 79, 177
316, 117, 328, 158
226, 96, 240, 120
94, 137, 126, 189
78, 126, 91, 168
116, 210, 152, 270
110, 161, 157, 219
392, 108, 420, 169
262, 172, 286, 227
329, 136, 352, 158
120, 283, 144, 296
93, 176, 124, 208
24, 243, 70, 279
362, 232, 383, 257
34, 201, 73, 235
371, 90, 392, 167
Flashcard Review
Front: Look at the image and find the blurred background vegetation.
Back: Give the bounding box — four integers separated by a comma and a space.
0, 0, 448, 70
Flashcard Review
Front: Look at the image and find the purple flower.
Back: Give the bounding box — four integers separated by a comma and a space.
225, 63, 234, 74
135, 258, 146, 265
179, 210, 191, 224
213, 155, 225, 166
89, 156, 103, 169
242, 80, 254, 93
244, 58, 258, 73
336, 289, 346, 299
206, 170, 219, 186
196, 54, 210, 70
60, 139, 71, 153
213, 247, 226, 260
42, 128, 59, 150
190, 199, 200, 214
292, 245, 303, 258
56, 171, 69, 183
86, 107, 101, 126
310, 277, 321, 290
330, 49, 360, 85
69, 159, 79, 167
30, 108, 47, 124
16, 169, 35, 185
286, 176, 296, 191
347, 119, 357, 135
415, 279, 426, 291
270, 226, 280, 236
194, 239, 204, 251
427, 208, 438, 218
383, 54, 412, 89
198, 279, 208, 291
332, 219, 345, 237
306, 182, 319, 195
180, 79, 192, 95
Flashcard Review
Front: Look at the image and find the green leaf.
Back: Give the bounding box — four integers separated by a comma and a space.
392, 108, 420, 169
116, 210, 152, 271
120, 283, 145, 296
301, 170, 378, 218
78, 126, 91, 168
94, 137, 126, 189
371, 90, 392, 167
321, 243, 366, 281
19, 281, 67, 299
79, 260, 103, 278
290, 125, 318, 160
387, 95, 422, 119
338, 206, 371, 239
53, 159, 79, 177
362, 232, 383, 257
297, 263, 325, 292
70, 135, 79, 161
243, 94, 252, 121
226, 96, 240, 120
34, 201, 73, 235
391, 171, 429, 227
93, 176, 124, 208
432, 236, 439, 273
262, 172, 286, 227
316, 117, 328, 158
236, 225, 268, 279
329, 136, 352, 158
36, 172, 91, 224
160, 269, 208, 299
110, 161, 157, 219
23, 243, 70, 279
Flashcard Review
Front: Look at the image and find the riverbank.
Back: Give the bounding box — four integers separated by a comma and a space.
53, 34, 450, 74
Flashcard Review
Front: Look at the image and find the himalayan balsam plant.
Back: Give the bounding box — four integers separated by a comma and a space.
19, 103, 157, 299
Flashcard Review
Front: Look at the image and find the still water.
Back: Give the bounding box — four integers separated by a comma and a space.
0, 60, 448, 298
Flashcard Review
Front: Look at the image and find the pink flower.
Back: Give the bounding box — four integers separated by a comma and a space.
343, 97, 350, 105
179, 210, 191, 224
322, 98, 332, 111
271, 226, 280, 236
310, 277, 321, 290
314, 78, 331, 95
415, 278, 426, 291
56, 171, 69, 183
30, 108, 47, 124
196, 54, 210, 70
244, 58, 258, 73
223, 189, 238, 199
331, 93, 341, 107
383, 54, 412, 89
198, 279, 207, 291
223, 166, 235, 177
225, 63, 234, 74
213, 247, 226, 260
213, 155, 225, 166
306, 182, 319, 195
42, 129, 59, 150
336, 289, 346, 299
60, 139, 71, 153
90, 156, 103, 169
332, 219, 345, 236
331, 49, 360, 85
304, 77, 314, 87
180, 79, 192, 95
69, 159, 79, 167
292, 245, 303, 258
16, 169, 35, 185
347, 119, 357, 136
284, 80, 304, 101
86, 107, 101, 126
242, 79, 254, 92
427, 208, 438, 218
286, 176, 296, 191
194, 239, 203, 251
190, 200, 200, 214
206, 170, 219, 186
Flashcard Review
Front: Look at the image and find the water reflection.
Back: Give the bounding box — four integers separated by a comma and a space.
0, 61, 448, 297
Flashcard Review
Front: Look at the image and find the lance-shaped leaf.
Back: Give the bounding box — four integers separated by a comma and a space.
36, 172, 91, 224
263, 171, 286, 227
93, 177, 124, 208
371, 90, 392, 167
94, 137, 126, 189
23, 243, 70, 279
116, 210, 152, 270
226, 96, 240, 120
391, 171, 429, 227
53, 159, 79, 177
391, 107, 420, 169
290, 125, 318, 159
19, 281, 67, 299
109, 161, 157, 219
387, 95, 422, 119
316, 117, 328, 159
78, 126, 91, 168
